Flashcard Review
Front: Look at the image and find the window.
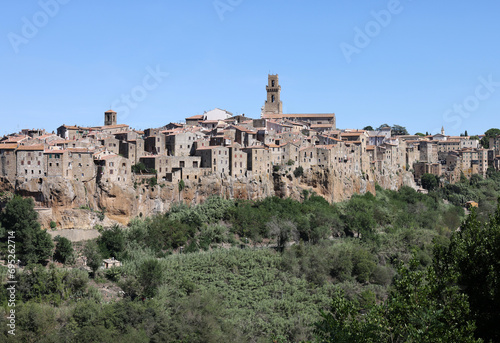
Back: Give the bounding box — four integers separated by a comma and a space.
39, 152, 42, 156
272, 80, 275, 87
28, 152, 31, 157
28, 161, 31, 165
37, 161, 40, 166
110, 169, 113, 174
56, 163, 59, 167
271, 95, 275, 103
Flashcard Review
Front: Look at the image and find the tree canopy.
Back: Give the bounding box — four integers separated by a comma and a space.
0, 195, 53, 265
480, 128, 500, 148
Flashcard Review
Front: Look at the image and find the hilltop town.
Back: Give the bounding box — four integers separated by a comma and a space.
0, 75, 496, 228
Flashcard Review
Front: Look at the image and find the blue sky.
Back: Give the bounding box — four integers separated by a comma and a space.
1, 0, 500, 136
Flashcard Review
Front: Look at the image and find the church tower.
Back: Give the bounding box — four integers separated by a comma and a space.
104, 109, 117, 126
263, 74, 283, 115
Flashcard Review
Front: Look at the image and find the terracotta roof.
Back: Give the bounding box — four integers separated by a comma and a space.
311, 124, 334, 128
68, 148, 94, 153
2, 136, 28, 143
186, 115, 204, 120
262, 113, 335, 119
105, 109, 117, 113
17, 144, 45, 151
96, 124, 129, 129
196, 146, 221, 150
366, 145, 375, 150
342, 132, 364, 137
44, 149, 65, 154
0, 144, 18, 150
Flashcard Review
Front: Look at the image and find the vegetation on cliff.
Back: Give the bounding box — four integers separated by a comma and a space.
1, 175, 500, 342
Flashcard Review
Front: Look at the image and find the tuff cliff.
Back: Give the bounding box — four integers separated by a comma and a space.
7, 166, 416, 229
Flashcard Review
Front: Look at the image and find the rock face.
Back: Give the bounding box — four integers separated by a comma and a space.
9, 166, 416, 229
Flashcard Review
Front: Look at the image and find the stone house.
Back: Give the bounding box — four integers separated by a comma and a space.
145, 135, 166, 155
68, 148, 95, 181
229, 144, 247, 177
419, 141, 438, 163
195, 146, 230, 176
16, 145, 45, 181
95, 154, 131, 185
119, 137, 145, 165
165, 132, 199, 157
0, 144, 18, 181
242, 146, 271, 176
45, 148, 69, 178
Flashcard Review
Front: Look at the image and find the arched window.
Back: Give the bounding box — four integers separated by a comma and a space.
272, 80, 275, 87
271, 95, 275, 103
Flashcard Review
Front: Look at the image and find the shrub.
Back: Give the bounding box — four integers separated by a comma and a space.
53, 236, 74, 264
294, 166, 304, 178
49, 221, 57, 229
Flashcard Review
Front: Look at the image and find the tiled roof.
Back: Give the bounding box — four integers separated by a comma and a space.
262, 113, 335, 119
0, 144, 18, 150
17, 144, 45, 151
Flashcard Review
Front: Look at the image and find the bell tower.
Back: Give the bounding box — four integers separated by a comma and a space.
263, 74, 283, 115
104, 109, 117, 126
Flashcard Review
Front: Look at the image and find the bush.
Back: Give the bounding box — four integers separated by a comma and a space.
50, 221, 57, 229
147, 177, 157, 187
293, 166, 304, 177
53, 236, 74, 264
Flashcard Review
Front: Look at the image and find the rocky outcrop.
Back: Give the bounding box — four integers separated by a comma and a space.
8, 166, 416, 229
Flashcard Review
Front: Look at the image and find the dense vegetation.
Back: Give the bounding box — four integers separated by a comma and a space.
1, 174, 500, 342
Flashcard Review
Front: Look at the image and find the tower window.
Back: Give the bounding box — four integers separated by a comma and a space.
272, 95, 275, 103
272, 80, 275, 87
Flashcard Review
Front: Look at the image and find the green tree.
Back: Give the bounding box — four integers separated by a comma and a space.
294, 166, 304, 178
363, 126, 374, 131
138, 259, 164, 298
415, 132, 426, 137
434, 204, 500, 342
421, 173, 439, 191
267, 216, 297, 251
131, 162, 146, 173
0, 195, 53, 265
480, 128, 500, 148
97, 224, 125, 259
391, 124, 409, 136
53, 236, 74, 264
83, 241, 102, 277
314, 261, 480, 343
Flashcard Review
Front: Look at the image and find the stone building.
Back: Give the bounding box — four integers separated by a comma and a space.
242, 145, 271, 176
263, 74, 283, 115
165, 132, 200, 157
104, 110, 117, 126
16, 145, 45, 181
119, 138, 145, 165
145, 135, 166, 155
229, 144, 247, 177
45, 147, 69, 178
68, 148, 95, 181
0, 144, 18, 181
195, 146, 230, 176
419, 141, 438, 163
57, 125, 91, 140
95, 154, 131, 184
